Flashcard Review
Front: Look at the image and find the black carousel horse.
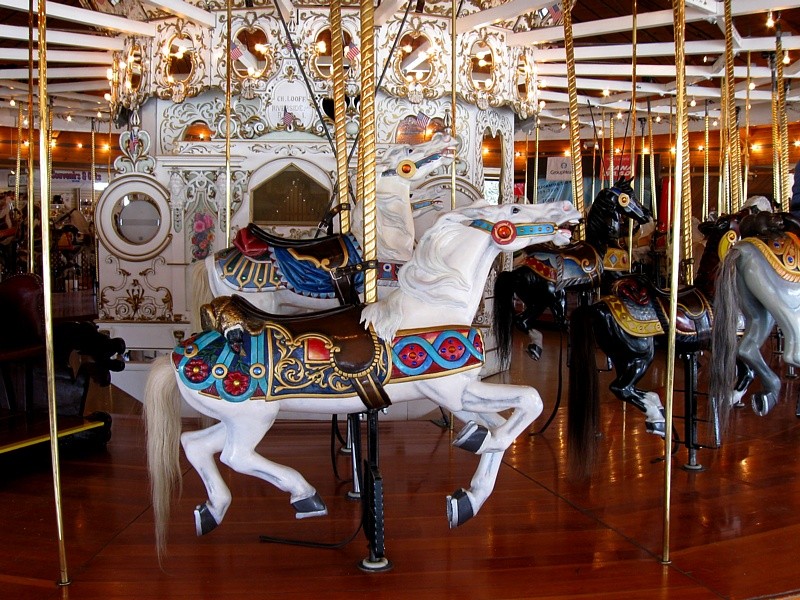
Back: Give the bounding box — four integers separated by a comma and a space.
493, 180, 651, 363
566, 203, 785, 479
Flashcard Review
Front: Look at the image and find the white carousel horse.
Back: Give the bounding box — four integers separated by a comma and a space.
710, 219, 800, 423
145, 199, 582, 559
189, 133, 457, 326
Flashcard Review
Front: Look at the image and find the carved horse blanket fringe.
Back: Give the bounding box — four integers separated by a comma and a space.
173, 318, 484, 405
601, 276, 713, 342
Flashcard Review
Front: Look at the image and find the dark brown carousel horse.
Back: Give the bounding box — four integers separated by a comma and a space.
566, 204, 785, 479
493, 180, 651, 363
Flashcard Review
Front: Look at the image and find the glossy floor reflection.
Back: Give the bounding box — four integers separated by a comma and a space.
1, 328, 799, 599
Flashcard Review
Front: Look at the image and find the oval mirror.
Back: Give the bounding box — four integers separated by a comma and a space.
469, 40, 494, 92
125, 45, 143, 93
515, 55, 529, 101
397, 33, 432, 85
312, 28, 354, 79
232, 27, 269, 78
165, 34, 194, 83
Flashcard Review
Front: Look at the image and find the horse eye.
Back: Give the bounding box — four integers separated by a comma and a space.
511, 206, 520, 214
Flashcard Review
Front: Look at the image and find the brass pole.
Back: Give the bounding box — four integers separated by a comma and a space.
770, 53, 781, 206
360, 0, 377, 303
663, 0, 689, 565
26, 0, 35, 273
450, 0, 457, 210
91, 118, 98, 294
743, 52, 751, 201
720, 85, 729, 214
562, 0, 584, 237
523, 131, 529, 202
533, 122, 540, 203
723, 0, 742, 212
224, 0, 233, 246
609, 111, 615, 185
330, 0, 350, 232
600, 110, 606, 190
628, 0, 637, 271
14, 104, 22, 210
37, 0, 70, 585
647, 105, 656, 221
703, 101, 709, 220
776, 31, 790, 212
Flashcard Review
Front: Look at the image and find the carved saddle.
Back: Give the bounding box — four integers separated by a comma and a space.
198, 295, 391, 409
602, 275, 713, 350
519, 240, 602, 291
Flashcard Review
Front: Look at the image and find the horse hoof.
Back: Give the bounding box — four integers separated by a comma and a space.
292, 492, 328, 519
452, 421, 488, 454
752, 392, 778, 416
446, 488, 474, 528
526, 344, 542, 361
194, 503, 218, 536
645, 420, 666, 438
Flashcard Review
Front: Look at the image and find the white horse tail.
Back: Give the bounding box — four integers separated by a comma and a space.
189, 257, 214, 333
144, 354, 184, 562
709, 246, 742, 432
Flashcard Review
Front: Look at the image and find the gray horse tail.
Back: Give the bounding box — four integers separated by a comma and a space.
710, 246, 742, 432
144, 354, 184, 563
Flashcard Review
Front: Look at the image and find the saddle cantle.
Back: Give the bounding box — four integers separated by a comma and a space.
604, 276, 713, 347
198, 295, 391, 409
519, 241, 602, 290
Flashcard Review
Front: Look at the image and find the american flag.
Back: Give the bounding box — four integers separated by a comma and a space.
546, 2, 563, 22
230, 43, 243, 61
282, 107, 295, 127
416, 111, 431, 129
346, 42, 360, 61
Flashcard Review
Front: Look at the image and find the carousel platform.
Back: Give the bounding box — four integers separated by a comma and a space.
0, 328, 799, 599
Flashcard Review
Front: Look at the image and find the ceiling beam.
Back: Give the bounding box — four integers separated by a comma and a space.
0, 0, 156, 37
0, 24, 125, 51
142, 0, 215, 28
457, 0, 550, 32
0, 49, 113, 64
0, 67, 109, 80
375, 0, 406, 26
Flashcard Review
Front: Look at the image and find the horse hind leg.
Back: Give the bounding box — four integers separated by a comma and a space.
219, 402, 327, 519
181, 423, 230, 536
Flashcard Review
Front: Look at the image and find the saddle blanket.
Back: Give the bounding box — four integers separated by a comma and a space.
173, 326, 484, 403
745, 234, 800, 284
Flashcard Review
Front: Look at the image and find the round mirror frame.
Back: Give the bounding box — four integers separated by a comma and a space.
96, 174, 172, 262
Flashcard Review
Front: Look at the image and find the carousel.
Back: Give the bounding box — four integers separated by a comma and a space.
1, 0, 800, 596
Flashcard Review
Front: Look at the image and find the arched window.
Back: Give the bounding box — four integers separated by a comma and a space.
251, 165, 330, 225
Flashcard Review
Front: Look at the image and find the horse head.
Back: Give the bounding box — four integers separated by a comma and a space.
378, 132, 458, 185
586, 180, 651, 251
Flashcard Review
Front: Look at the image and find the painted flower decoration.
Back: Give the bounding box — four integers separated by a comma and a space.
223, 370, 250, 396
191, 212, 216, 260
184, 358, 210, 383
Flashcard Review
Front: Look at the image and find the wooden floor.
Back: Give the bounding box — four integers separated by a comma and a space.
1, 327, 800, 599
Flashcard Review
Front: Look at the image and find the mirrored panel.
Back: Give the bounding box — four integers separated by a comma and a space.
396, 33, 432, 85
469, 41, 494, 92
165, 34, 194, 83
113, 193, 161, 245
124, 45, 143, 93
232, 27, 270, 78
312, 28, 355, 78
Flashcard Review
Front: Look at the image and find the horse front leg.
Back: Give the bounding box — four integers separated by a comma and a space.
448, 381, 543, 527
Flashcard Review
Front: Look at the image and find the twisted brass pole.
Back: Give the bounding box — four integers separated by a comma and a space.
330, 0, 350, 232
533, 122, 540, 203
562, 0, 584, 237
647, 104, 656, 221
743, 52, 751, 201
14, 104, 22, 210
663, 0, 690, 566
770, 53, 781, 206
26, 0, 34, 273
723, 0, 742, 212
776, 32, 790, 212
360, 0, 377, 303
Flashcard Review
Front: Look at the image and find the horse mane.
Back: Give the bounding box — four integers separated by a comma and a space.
362, 206, 482, 340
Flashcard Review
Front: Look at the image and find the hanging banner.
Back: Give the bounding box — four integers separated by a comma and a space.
604, 155, 633, 180
546, 157, 572, 181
